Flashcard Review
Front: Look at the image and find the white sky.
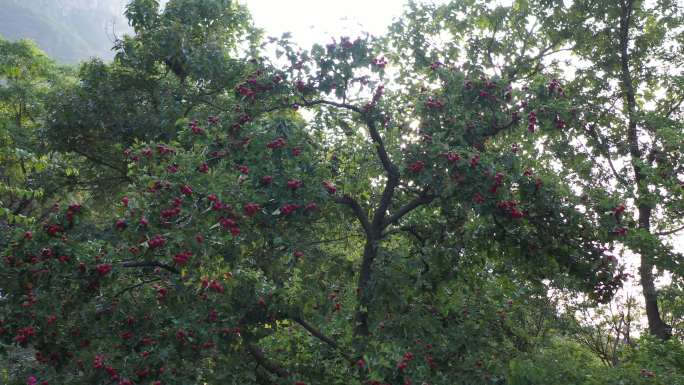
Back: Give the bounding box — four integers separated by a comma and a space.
243, 0, 410, 48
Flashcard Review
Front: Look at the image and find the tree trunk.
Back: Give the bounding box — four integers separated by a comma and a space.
618, 0, 671, 340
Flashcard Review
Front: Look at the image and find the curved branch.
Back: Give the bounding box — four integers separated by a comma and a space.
334, 195, 371, 237
383, 190, 435, 229
655, 224, 684, 236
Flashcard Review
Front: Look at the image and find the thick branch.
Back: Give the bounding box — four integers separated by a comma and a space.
113, 278, 161, 297
366, 119, 398, 181
261, 98, 363, 115
383, 190, 435, 229
586, 124, 630, 187
120, 261, 180, 274
301, 99, 364, 114
246, 344, 290, 378
70, 147, 131, 179
334, 195, 371, 237
292, 316, 352, 361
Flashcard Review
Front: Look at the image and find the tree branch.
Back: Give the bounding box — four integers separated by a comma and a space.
292, 316, 352, 361
246, 344, 290, 378
383, 190, 435, 229
120, 261, 180, 274
334, 195, 371, 237
655, 224, 684, 236
113, 278, 161, 297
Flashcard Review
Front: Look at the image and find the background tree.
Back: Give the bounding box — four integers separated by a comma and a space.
391, 0, 684, 341
0, 38, 74, 247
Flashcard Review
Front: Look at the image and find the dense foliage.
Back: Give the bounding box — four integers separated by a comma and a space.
1, 1, 683, 384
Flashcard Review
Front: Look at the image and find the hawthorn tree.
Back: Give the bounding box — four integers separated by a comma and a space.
0, 1, 638, 385
45, 0, 256, 200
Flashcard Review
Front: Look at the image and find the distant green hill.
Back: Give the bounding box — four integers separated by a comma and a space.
0, 0, 132, 63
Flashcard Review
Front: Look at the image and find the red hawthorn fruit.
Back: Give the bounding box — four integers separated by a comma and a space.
446, 152, 460, 162
173, 251, 192, 265
120, 331, 133, 340
172, 197, 183, 207
614, 203, 626, 215
408, 160, 425, 173
305, 202, 319, 211
96, 264, 112, 277
261, 175, 273, 185
208, 309, 219, 322
121, 196, 129, 207
220, 217, 236, 229
323, 180, 337, 194
136, 368, 149, 379
180, 185, 193, 195
372, 56, 388, 68
237, 165, 249, 174
280, 203, 300, 215
45, 224, 63, 236
105, 366, 118, 379
243, 202, 261, 217
167, 164, 179, 173
195, 234, 204, 243
292, 147, 302, 156
139, 217, 149, 227
293, 250, 304, 259
473, 193, 485, 204
156, 144, 174, 155
527, 111, 537, 133
425, 97, 445, 109
148, 234, 166, 249
287, 179, 303, 190
198, 163, 210, 173
23, 231, 33, 240
266, 137, 287, 149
